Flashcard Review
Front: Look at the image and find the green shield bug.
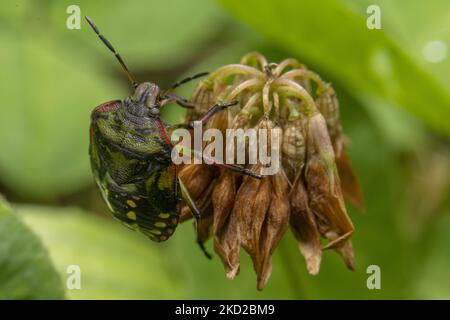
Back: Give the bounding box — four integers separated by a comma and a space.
85, 16, 262, 257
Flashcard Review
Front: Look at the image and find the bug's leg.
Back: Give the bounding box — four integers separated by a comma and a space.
169, 101, 239, 129
208, 161, 263, 179
172, 144, 263, 180
190, 100, 239, 127
167, 101, 239, 134
178, 177, 212, 259
160, 93, 194, 109
178, 177, 200, 220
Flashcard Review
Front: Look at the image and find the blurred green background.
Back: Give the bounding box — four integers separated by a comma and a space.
0, 0, 449, 299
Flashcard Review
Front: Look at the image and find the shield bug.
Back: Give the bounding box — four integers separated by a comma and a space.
85, 16, 262, 257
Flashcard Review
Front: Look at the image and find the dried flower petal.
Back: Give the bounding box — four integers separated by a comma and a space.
257, 171, 290, 290
212, 171, 240, 278
234, 166, 271, 278
316, 84, 344, 157
305, 111, 354, 253
290, 178, 322, 275
336, 150, 365, 212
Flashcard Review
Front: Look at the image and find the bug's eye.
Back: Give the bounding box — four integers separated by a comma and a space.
149, 107, 160, 116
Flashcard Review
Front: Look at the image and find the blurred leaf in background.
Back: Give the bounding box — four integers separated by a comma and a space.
0, 196, 64, 299
20, 205, 183, 299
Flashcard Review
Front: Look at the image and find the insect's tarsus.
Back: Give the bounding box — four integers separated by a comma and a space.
85, 16, 138, 88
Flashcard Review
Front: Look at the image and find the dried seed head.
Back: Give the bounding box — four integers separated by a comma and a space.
180, 53, 361, 289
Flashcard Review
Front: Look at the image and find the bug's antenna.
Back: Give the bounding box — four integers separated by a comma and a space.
85, 16, 138, 88
162, 72, 209, 96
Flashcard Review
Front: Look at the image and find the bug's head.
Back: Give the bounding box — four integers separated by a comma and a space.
130, 82, 161, 117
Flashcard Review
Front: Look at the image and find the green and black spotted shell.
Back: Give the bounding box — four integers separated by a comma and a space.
89, 100, 179, 242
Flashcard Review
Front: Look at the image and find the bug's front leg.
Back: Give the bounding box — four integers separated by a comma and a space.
178, 177, 200, 220
178, 176, 212, 259
160, 93, 194, 109
171, 143, 263, 180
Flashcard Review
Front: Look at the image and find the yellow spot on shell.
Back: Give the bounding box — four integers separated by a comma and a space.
150, 229, 161, 235
159, 213, 170, 219
127, 200, 137, 208
127, 211, 137, 220
155, 222, 166, 228
158, 170, 172, 190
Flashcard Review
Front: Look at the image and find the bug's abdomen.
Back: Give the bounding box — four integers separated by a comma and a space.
96, 164, 180, 242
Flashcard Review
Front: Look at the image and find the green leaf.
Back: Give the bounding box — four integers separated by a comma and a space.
414, 213, 450, 299
0, 0, 227, 70
218, 0, 450, 137
19, 205, 183, 299
0, 196, 65, 299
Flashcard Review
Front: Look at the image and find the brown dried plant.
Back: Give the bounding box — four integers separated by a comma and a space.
179, 52, 364, 290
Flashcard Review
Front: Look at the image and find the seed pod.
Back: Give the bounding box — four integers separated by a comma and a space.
304, 111, 354, 265
316, 84, 344, 157
282, 119, 306, 183
234, 166, 271, 279
257, 171, 290, 290
186, 79, 216, 123
316, 85, 364, 211
290, 178, 322, 275
212, 171, 241, 278
231, 111, 250, 130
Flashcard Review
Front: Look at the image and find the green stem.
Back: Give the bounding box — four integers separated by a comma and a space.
273, 79, 317, 115
279, 69, 327, 92
226, 78, 262, 101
